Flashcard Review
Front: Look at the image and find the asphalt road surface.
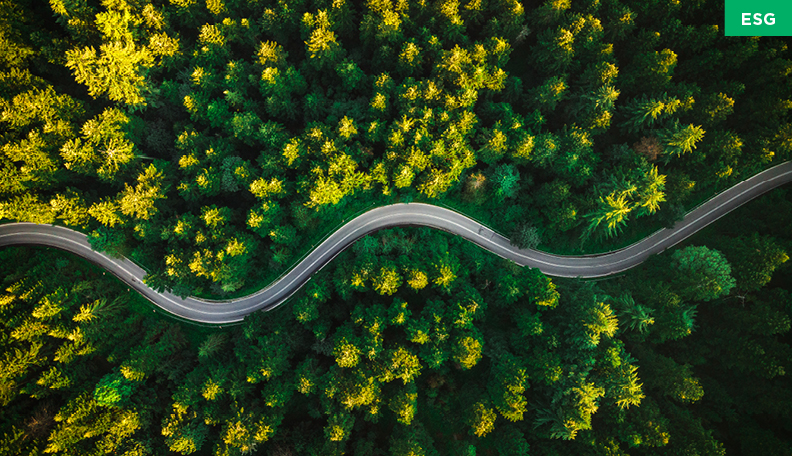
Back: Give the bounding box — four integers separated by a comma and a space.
2, 161, 792, 324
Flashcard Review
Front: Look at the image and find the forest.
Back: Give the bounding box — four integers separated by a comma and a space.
1, 0, 792, 454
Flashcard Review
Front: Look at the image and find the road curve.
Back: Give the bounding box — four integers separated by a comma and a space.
2, 161, 792, 324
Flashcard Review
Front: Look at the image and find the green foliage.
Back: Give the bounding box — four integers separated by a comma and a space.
467, 402, 497, 437
88, 225, 130, 258
509, 222, 541, 250
60, 108, 138, 181
658, 121, 706, 160
636, 347, 704, 404
712, 234, 789, 292
197, 332, 227, 359
66, 41, 154, 107
584, 166, 667, 238
2, 1, 792, 454
490, 164, 520, 201
619, 93, 682, 134
623, 48, 678, 93
613, 294, 655, 334
93, 372, 134, 406
670, 246, 736, 302
118, 162, 167, 221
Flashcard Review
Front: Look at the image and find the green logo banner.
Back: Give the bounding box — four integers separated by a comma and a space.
726, 0, 792, 36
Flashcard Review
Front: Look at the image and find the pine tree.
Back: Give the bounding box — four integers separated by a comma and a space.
613, 294, 655, 334
65, 42, 154, 107
510, 222, 541, 250
198, 333, 227, 359
619, 93, 682, 134
585, 190, 633, 239
489, 353, 528, 422
533, 26, 575, 73
711, 234, 788, 293
467, 401, 497, 437
304, 10, 344, 71
490, 164, 520, 201
659, 121, 706, 161
60, 108, 138, 181
119, 163, 168, 220
670, 246, 736, 302
388, 382, 418, 425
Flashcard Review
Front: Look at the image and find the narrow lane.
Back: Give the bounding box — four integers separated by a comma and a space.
2, 161, 791, 324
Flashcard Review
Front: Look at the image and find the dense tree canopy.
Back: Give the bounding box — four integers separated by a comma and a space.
1, 0, 792, 455
1, 0, 790, 293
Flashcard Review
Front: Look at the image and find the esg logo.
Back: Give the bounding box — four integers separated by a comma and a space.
742, 13, 776, 25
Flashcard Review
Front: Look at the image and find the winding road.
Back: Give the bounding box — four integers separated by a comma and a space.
2, 161, 792, 324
